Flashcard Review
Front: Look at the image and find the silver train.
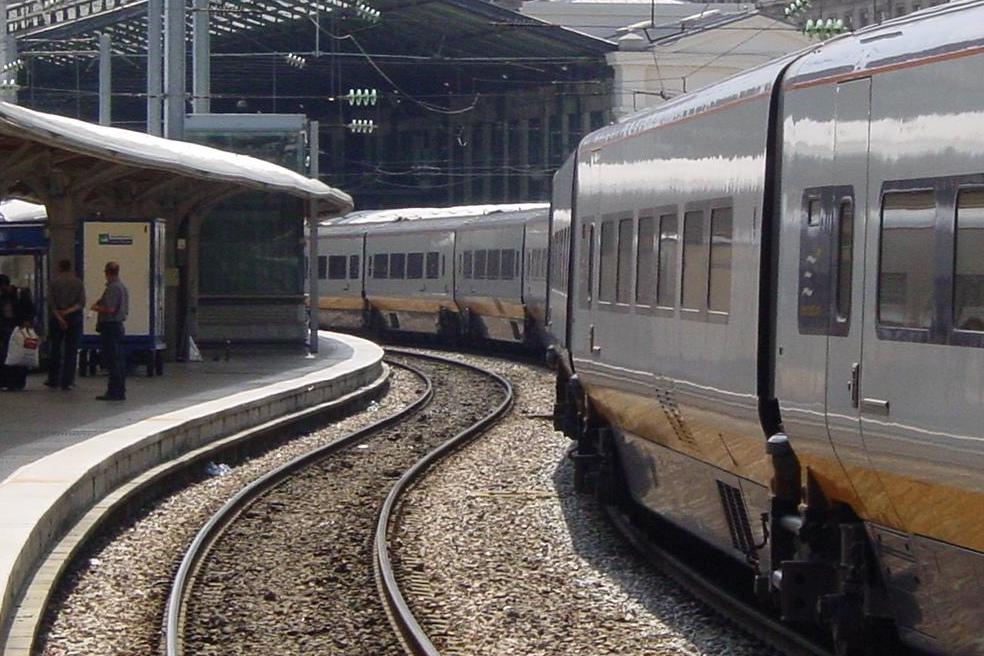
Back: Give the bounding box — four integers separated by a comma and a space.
320, 4, 984, 654
317, 206, 550, 346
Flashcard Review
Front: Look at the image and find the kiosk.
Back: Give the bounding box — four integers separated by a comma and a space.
78, 218, 166, 376
0, 221, 47, 336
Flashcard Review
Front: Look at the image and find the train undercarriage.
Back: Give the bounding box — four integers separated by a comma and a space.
550, 361, 902, 656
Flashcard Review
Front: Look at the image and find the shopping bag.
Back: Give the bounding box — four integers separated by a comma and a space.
5, 327, 40, 369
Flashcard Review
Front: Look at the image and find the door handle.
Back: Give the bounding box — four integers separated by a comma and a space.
861, 398, 890, 416
589, 325, 601, 354
848, 362, 860, 408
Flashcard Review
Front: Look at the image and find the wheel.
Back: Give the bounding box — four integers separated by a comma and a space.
154, 350, 164, 376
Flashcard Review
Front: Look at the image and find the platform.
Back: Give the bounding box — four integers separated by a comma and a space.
0, 331, 385, 652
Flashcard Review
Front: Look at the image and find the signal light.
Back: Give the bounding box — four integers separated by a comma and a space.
285, 53, 306, 69
346, 88, 378, 106
348, 119, 376, 134
354, 2, 380, 22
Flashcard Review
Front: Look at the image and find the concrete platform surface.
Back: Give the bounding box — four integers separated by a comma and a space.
0, 331, 385, 650
1, 335, 359, 481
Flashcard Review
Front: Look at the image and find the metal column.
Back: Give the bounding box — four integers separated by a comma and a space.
98, 34, 111, 126
308, 121, 320, 354
163, 0, 186, 139
192, 0, 210, 113
147, 0, 163, 135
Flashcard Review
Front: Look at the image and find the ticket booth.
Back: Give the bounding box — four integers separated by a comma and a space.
78, 218, 166, 376
0, 222, 47, 335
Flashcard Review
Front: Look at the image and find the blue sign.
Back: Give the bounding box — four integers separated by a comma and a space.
0, 224, 47, 253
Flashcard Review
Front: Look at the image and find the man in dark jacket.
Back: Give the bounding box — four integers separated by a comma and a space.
0, 274, 36, 391
45, 259, 86, 390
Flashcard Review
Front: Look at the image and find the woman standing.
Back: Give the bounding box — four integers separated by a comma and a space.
0, 274, 36, 391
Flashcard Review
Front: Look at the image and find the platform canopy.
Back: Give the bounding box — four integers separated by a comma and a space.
0, 100, 353, 217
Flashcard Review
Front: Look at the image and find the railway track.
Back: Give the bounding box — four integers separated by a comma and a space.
164, 350, 512, 656
605, 506, 835, 656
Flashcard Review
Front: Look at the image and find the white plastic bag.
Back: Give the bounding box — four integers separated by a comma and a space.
6, 327, 40, 369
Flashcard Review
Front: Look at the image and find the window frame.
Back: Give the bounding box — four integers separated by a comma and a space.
635, 212, 657, 311
580, 220, 595, 308
707, 206, 733, 318
797, 186, 854, 337
876, 180, 940, 344
654, 207, 679, 318
616, 216, 635, 306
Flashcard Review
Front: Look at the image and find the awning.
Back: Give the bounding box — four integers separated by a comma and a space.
0, 101, 353, 214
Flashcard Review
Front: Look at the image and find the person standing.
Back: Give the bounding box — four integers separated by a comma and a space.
91, 261, 128, 401
45, 259, 86, 391
0, 274, 36, 391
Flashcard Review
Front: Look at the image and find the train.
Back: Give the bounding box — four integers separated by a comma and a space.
318, 3, 984, 655
317, 204, 550, 347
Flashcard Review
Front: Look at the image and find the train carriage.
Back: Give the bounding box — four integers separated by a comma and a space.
454, 211, 538, 344
550, 3, 984, 655
773, 7, 984, 653
363, 218, 458, 336
316, 225, 366, 330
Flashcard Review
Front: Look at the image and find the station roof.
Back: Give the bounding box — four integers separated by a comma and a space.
0, 100, 353, 213
12, 0, 614, 101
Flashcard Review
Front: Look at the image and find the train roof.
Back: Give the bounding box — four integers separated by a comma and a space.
580, 48, 802, 149
581, 0, 984, 151
784, 0, 984, 87
319, 204, 549, 238
324, 203, 548, 226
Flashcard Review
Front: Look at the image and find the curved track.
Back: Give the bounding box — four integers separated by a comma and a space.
373, 349, 514, 656
164, 351, 512, 656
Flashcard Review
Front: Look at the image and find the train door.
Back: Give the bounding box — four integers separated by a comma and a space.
823, 79, 880, 514
570, 149, 601, 361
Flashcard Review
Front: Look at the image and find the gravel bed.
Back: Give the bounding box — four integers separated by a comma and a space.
181, 356, 507, 655
36, 366, 421, 656
391, 350, 780, 656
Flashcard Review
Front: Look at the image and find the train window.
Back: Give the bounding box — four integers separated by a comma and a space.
407, 252, 424, 279
501, 249, 515, 281
463, 251, 472, 279
954, 190, 984, 332
373, 253, 388, 279
681, 210, 706, 310
656, 214, 678, 308
349, 255, 360, 279
708, 208, 732, 313
487, 250, 501, 280
636, 216, 656, 305
328, 255, 347, 280
807, 198, 821, 227
475, 250, 487, 280
878, 190, 935, 330
599, 220, 617, 302
426, 252, 440, 279
617, 218, 633, 304
317, 256, 328, 280
390, 253, 406, 280
835, 199, 854, 323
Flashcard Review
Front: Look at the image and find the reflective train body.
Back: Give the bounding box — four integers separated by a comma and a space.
552, 4, 984, 655
317, 207, 550, 346
318, 4, 984, 653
